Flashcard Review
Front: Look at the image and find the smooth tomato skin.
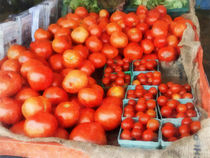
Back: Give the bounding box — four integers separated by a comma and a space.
89, 52, 106, 68
48, 23, 61, 35
62, 70, 88, 93
141, 39, 154, 54
0, 71, 22, 97
75, 7, 88, 18
166, 99, 178, 109
167, 35, 178, 47
158, 46, 176, 62
58, 18, 79, 30
162, 124, 175, 138
30, 40, 53, 59
78, 87, 103, 108
22, 96, 51, 118
78, 108, 95, 124
151, 20, 168, 38
127, 27, 142, 42
71, 26, 89, 44
95, 99, 122, 131
0, 97, 22, 125
52, 72, 63, 87
1, 59, 20, 72
88, 77, 97, 85
171, 21, 186, 37
90, 84, 104, 97
102, 96, 122, 107
43, 87, 68, 106
186, 109, 197, 117
124, 12, 139, 27
102, 44, 119, 59
136, 5, 148, 15
15, 87, 39, 103
158, 83, 168, 93
123, 42, 143, 60
7, 44, 26, 60
73, 45, 89, 59
79, 60, 95, 76
27, 65, 53, 91
55, 101, 80, 128
18, 50, 36, 64
63, 49, 83, 68
69, 122, 107, 145
181, 117, 193, 126
53, 128, 69, 139
157, 96, 168, 106
49, 54, 64, 71
99, 9, 109, 18
142, 129, 154, 141
156, 5, 167, 16
179, 125, 190, 135
54, 27, 71, 38
52, 36, 72, 54
107, 86, 125, 99
85, 36, 102, 52
10, 121, 25, 135
121, 129, 132, 140
190, 121, 201, 134
34, 28, 52, 41
106, 22, 121, 35
24, 112, 58, 138
161, 106, 172, 118
121, 118, 134, 130
110, 31, 128, 48
154, 35, 167, 48
110, 11, 125, 22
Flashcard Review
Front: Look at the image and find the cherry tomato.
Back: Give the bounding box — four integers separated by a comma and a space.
176, 104, 187, 113
157, 96, 168, 106
181, 117, 193, 126
161, 106, 172, 118
190, 121, 201, 134
147, 119, 160, 131
121, 129, 132, 140
162, 123, 175, 138
131, 128, 142, 140
142, 129, 154, 141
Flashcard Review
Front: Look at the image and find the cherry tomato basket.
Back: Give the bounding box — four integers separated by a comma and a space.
118, 118, 161, 149
122, 99, 159, 120
157, 99, 200, 120
103, 62, 132, 74
131, 59, 160, 73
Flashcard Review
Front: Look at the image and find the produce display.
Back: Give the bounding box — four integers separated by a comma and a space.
0, 4, 202, 149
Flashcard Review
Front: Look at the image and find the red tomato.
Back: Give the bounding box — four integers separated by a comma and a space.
142, 129, 154, 141
107, 86, 125, 99
156, 5, 167, 16
171, 84, 181, 93
55, 27, 71, 38
147, 119, 160, 131
101, 32, 110, 43
62, 70, 88, 93
0, 97, 22, 125
131, 128, 142, 140
121, 118, 134, 130
151, 20, 168, 37
0, 71, 22, 97
88, 24, 102, 37
58, 18, 79, 29
146, 99, 156, 109
167, 35, 178, 47
171, 21, 186, 37
52, 72, 63, 87
85, 36, 102, 52
124, 12, 139, 27
82, 16, 97, 27
43, 87, 68, 106
154, 35, 167, 48
94, 98, 122, 131
53, 128, 69, 139
127, 28, 142, 42
136, 23, 148, 33
110, 31, 128, 48
190, 121, 201, 134
123, 42, 143, 60
158, 46, 176, 62
183, 93, 193, 99
75, 7, 88, 18
157, 96, 168, 106
71, 26, 89, 44
7, 44, 26, 60
22, 96, 51, 118
34, 28, 52, 41
136, 5, 148, 15
102, 44, 119, 59
1, 59, 20, 72
63, 49, 83, 68
146, 109, 156, 118
181, 117, 193, 126
17, 50, 35, 64
121, 129, 132, 140
15, 87, 39, 103
27, 65, 53, 91
102, 96, 122, 107
48, 23, 61, 35
179, 125, 190, 135
162, 123, 175, 138
73, 44, 89, 59
79, 60, 95, 76
110, 11, 125, 23
55, 101, 80, 128
186, 109, 197, 117
99, 9, 109, 18
49, 54, 64, 71
138, 113, 150, 125
30, 40, 53, 59
24, 112, 58, 138
141, 39, 154, 54
176, 112, 186, 118
161, 106, 172, 118
106, 22, 122, 35
146, 9, 160, 25
78, 108, 95, 124
89, 52, 106, 68
176, 104, 187, 113
166, 99, 178, 109
52, 36, 71, 54
10, 121, 25, 135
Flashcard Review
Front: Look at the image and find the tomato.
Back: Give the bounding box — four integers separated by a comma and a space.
27, 65, 53, 91
110, 31, 128, 48
151, 20, 168, 37
176, 112, 186, 118
10, 121, 25, 135
34, 28, 52, 41
168, 137, 177, 141
62, 70, 88, 93
158, 46, 176, 62
162, 124, 175, 138
136, 5, 148, 15
55, 101, 80, 128
63, 49, 83, 68
85, 35, 102, 52
142, 129, 154, 141
22, 96, 51, 118
1, 59, 20, 72
121, 129, 132, 140
190, 121, 201, 134
179, 125, 190, 136
52, 36, 71, 54
24, 112, 58, 138
48, 23, 61, 35
183, 93, 193, 99
147, 119, 160, 131
157, 96, 168, 106
54, 27, 71, 38
52, 72, 63, 87
79, 60, 95, 76
66, 13, 80, 21
161, 106, 172, 118
102, 96, 122, 107
106, 23, 121, 35
110, 11, 125, 22
75, 7, 88, 18
73, 45, 89, 59
171, 84, 181, 93
0, 71, 22, 97
146, 109, 156, 118
146, 10, 160, 25
53, 128, 69, 139
101, 32, 110, 44
18, 50, 36, 64
154, 35, 167, 48
123, 42, 143, 60
183, 84, 191, 92
58, 18, 79, 30
82, 16, 97, 28
95, 98, 122, 131
107, 86, 125, 99
121, 118, 134, 130
102, 44, 119, 59
146, 99, 156, 109
124, 12, 139, 27
89, 52, 106, 68
171, 21, 186, 37
167, 35, 178, 47
141, 39, 154, 54
181, 117, 193, 126
133, 122, 144, 131
77, 108, 94, 124
186, 109, 197, 117
0, 97, 22, 125
99, 9, 109, 18
71, 26, 89, 43
127, 27, 142, 42
138, 113, 150, 125
176, 104, 187, 113
15, 87, 39, 103
172, 93, 181, 100
131, 128, 142, 140
166, 99, 178, 109
49, 54, 63, 71
7, 44, 26, 60
88, 24, 102, 37
156, 5, 167, 16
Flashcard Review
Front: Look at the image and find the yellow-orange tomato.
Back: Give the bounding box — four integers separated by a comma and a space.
7, 44, 26, 60
71, 26, 89, 43
107, 86, 125, 99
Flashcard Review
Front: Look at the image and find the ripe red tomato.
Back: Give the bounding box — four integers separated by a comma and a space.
176, 112, 186, 118
89, 52, 106, 68
162, 123, 175, 138
88, 24, 102, 37
183, 93, 193, 99
48, 23, 61, 35
79, 60, 95, 76
102, 96, 122, 107
154, 35, 167, 48
71, 26, 89, 43
22, 96, 51, 118
171, 84, 181, 93
52, 36, 71, 54
151, 20, 168, 37
85, 36, 102, 52
34, 28, 52, 41
27, 65, 53, 91
106, 22, 121, 35
127, 28, 142, 42
157, 96, 168, 106
158, 46, 176, 62
95, 98, 122, 131
146, 109, 156, 118
131, 128, 142, 140
181, 117, 193, 126
99, 9, 109, 18
179, 125, 190, 135
73, 44, 89, 59
141, 39, 154, 54
147, 119, 160, 131
10, 121, 25, 135
190, 121, 201, 134
62, 70, 88, 93
166, 99, 178, 109
30, 40, 53, 59
146, 99, 156, 109
156, 5, 167, 16
123, 42, 143, 60
167, 35, 178, 47
0, 71, 22, 97
110, 31, 128, 48
53, 128, 69, 139
15, 87, 39, 103
7, 44, 26, 60
161, 106, 172, 118
186, 109, 197, 117
102, 44, 119, 59
142, 129, 154, 141
110, 11, 125, 22
107, 86, 125, 99
78, 108, 95, 124
58, 18, 79, 30
124, 12, 139, 27
1, 59, 20, 72
121, 129, 132, 140
63, 49, 83, 68
121, 118, 134, 130
176, 104, 187, 113
75, 7, 88, 18
49, 54, 64, 71
138, 113, 150, 125
55, 101, 80, 128
24, 112, 58, 137
146, 10, 160, 25
0, 97, 22, 125
171, 21, 186, 37
136, 5, 148, 15
55, 27, 71, 38
52, 72, 63, 87
17, 50, 35, 64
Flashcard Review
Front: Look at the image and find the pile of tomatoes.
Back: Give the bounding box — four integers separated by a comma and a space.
133, 59, 158, 71
121, 118, 160, 141
162, 118, 201, 141
123, 98, 157, 118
